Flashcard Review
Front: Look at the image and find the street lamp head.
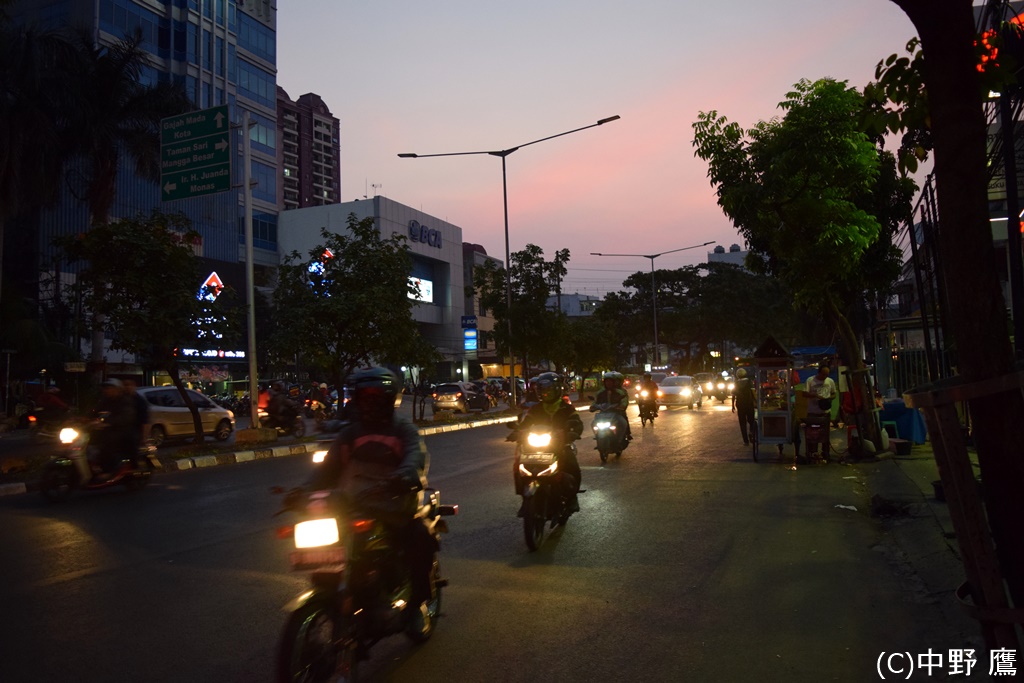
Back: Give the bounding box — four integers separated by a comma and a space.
397, 153, 419, 158
597, 115, 621, 125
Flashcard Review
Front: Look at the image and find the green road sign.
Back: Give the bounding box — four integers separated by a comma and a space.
160, 105, 232, 201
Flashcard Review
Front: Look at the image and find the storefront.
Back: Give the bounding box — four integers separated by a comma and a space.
277, 196, 472, 380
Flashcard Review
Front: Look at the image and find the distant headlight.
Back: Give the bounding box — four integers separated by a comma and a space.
59, 427, 81, 444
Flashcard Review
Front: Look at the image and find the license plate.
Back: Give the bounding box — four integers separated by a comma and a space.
290, 548, 345, 569
521, 452, 555, 464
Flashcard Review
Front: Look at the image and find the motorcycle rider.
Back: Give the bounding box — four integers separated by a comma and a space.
266, 381, 298, 430
93, 378, 139, 476
302, 367, 436, 634
637, 372, 659, 418
513, 373, 584, 512
593, 371, 632, 441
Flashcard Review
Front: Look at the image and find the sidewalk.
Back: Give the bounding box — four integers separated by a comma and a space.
855, 437, 983, 652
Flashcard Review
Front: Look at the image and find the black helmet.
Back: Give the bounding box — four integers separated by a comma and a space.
350, 367, 402, 423
534, 373, 563, 404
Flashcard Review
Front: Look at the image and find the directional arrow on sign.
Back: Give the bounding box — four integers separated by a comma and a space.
160, 105, 232, 201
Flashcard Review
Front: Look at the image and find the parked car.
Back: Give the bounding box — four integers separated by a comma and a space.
431, 382, 491, 415
657, 375, 704, 409
137, 386, 236, 447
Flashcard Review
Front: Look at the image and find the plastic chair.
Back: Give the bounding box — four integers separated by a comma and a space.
881, 420, 900, 439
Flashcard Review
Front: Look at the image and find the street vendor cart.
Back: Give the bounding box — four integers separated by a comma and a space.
750, 336, 795, 462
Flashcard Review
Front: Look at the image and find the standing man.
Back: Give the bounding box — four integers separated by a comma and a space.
802, 363, 837, 461
733, 368, 756, 445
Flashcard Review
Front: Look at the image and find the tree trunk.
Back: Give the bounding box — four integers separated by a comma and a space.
893, 0, 1024, 610
826, 298, 883, 451
169, 360, 204, 446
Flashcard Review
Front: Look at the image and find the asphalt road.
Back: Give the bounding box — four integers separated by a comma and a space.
0, 401, 967, 682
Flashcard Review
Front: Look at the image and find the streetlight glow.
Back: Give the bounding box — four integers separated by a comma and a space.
399, 115, 621, 404
591, 241, 716, 368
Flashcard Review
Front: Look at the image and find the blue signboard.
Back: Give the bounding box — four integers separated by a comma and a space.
463, 328, 478, 351
461, 315, 477, 328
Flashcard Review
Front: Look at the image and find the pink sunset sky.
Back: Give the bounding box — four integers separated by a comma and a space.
277, 1, 920, 297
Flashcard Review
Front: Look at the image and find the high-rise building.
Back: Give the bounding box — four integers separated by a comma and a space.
7, 0, 280, 361
277, 87, 341, 210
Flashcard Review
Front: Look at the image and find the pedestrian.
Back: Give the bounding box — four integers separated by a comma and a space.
801, 363, 837, 462
733, 368, 756, 445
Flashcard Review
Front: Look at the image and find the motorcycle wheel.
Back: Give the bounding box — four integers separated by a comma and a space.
39, 463, 77, 502
522, 494, 546, 551
599, 449, 608, 464
406, 556, 443, 643
277, 600, 358, 683
293, 418, 306, 438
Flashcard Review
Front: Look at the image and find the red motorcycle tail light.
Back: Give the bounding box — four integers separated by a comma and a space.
352, 519, 375, 533
276, 525, 294, 539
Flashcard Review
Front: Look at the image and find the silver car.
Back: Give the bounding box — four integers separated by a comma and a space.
137, 386, 236, 447
657, 375, 703, 409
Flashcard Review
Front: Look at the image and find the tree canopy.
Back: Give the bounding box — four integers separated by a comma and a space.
692, 78, 915, 368
272, 214, 439, 386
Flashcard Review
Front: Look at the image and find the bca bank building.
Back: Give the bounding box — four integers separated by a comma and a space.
277, 196, 474, 379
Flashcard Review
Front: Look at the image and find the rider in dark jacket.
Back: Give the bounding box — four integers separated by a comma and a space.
593, 371, 632, 441
304, 367, 436, 635
512, 373, 584, 512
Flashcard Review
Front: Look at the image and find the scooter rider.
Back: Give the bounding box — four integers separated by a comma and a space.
93, 378, 139, 475
267, 381, 298, 429
593, 371, 632, 441
302, 367, 437, 634
513, 373, 584, 512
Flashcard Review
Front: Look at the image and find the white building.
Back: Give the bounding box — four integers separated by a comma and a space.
708, 243, 748, 267
277, 196, 473, 378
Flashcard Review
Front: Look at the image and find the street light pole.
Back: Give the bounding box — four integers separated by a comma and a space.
591, 241, 715, 369
399, 115, 620, 406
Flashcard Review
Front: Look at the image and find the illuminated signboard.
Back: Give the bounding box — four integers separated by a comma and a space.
463, 328, 477, 351
179, 348, 246, 359
198, 271, 224, 301
409, 276, 433, 303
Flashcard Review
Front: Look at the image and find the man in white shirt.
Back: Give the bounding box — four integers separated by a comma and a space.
802, 363, 837, 461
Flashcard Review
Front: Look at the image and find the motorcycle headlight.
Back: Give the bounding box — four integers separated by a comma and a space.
312, 449, 328, 464
727, 382, 735, 391
527, 432, 552, 448
717, 382, 725, 390
593, 421, 613, 430
640, 390, 649, 398
657, 390, 663, 397
294, 518, 340, 548
59, 427, 81, 444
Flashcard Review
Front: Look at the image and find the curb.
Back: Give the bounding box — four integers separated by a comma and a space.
0, 414, 521, 497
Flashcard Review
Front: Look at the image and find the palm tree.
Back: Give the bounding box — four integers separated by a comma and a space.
62, 27, 193, 226
59, 27, 192, 368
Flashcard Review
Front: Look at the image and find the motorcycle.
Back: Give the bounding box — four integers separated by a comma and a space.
510, 424, 578, 550
589, 402, 629, 463
303, 398, 335, 424
38, 417, 159, 502
273, 478, 458, 683
258, 409, 306, 438
636, 388, 660, 427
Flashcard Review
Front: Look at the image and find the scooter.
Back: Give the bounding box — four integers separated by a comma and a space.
273, 480, 458, 683
258, 409, 306, 438
636, 389, 660, 427
38, 418, 159, 502
589, 402, 629, 463
510, 423, 578, 551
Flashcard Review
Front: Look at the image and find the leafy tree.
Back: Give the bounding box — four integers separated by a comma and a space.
565, 316, 621, 396
58, 210, 233, 443
692, 77, 914, 447
272, 214, 439, 388
870, 0, 1024, 632
473, 244, 571, 375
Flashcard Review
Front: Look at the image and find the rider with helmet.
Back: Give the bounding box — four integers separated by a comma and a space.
304, 367, 437, 634
593, 371, 632, 441
266, 381, 298, 429
512, 372, 584, 513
